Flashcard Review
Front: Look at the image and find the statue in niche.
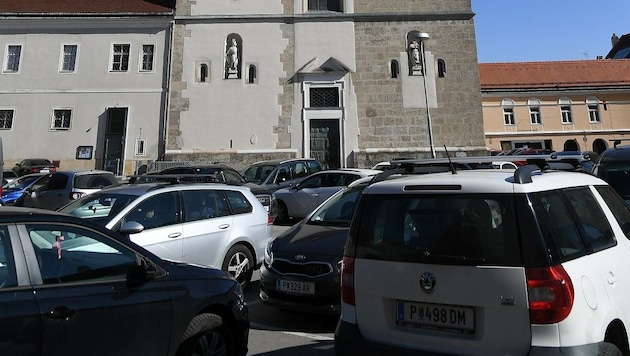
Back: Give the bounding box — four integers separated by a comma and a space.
408, 40, 423, 75
225, 38, 240, 79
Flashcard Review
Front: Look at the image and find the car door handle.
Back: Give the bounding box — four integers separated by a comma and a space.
47, 306, 76, 320
219, 224, 230, 229
608, 271, 617, 285
168, 232, 182, 238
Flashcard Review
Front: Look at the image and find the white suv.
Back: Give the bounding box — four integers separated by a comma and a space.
59, 181, 273, 289
336, 155, 630, 355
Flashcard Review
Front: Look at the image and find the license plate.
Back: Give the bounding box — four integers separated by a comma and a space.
396, 300, 475, 334
40, 169, 50, 174
276, 279, 315, 295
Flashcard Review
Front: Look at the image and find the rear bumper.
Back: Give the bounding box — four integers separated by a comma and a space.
335, 320, 601, 356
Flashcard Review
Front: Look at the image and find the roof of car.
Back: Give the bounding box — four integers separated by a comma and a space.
598, 145, 630, 162
52, 170, 115, 175
364, 168, 608, 195
98, 181, 253, 196
250, 158, 320, 166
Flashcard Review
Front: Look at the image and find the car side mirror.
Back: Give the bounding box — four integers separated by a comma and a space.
127, 257, 157, 288
119, 221, 145, 235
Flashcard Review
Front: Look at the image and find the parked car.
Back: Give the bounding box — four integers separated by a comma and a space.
155, 164, 277, 217
593, 144, 630, 205
15, 170, 119, 210
12, 158, 57, 177
2, 170, 17, 185
260, 177, 370, 314
240, 158, 325, 192
1, 173, 45, 205
0, 206, 249, 356
336, 154, 630, 355
272, 168, 380, 223
59, 181, 273, 289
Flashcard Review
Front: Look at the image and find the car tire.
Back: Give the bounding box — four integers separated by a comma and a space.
222, 244, 253, 290
177, 313, 230, 356
276, 201, 289, 225
598, 342, 623, 356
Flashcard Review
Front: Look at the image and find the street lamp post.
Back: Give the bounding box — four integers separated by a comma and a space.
418, 32, 436, 158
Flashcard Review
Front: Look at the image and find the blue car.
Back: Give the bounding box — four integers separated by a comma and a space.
1, 173, 44, 205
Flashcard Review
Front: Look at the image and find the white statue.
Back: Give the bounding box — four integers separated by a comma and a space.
409, 40, 421, 66
226, 39, 239, 71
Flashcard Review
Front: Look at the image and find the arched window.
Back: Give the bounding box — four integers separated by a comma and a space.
390, 60, 399, 78
247, 64, 257, 84
558, 97, 573, 124
200, 64, 208, 83
527, 98, 541, 125
501, 99, 515, 125
586, 96, 601, 123
437, 59, 446, 78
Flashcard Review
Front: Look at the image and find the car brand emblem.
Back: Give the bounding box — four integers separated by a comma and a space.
419, 272, 436, 294
295, 254, 307, 261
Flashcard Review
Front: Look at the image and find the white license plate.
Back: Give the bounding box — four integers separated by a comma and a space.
396, 300, 475, 334
40, 169, 50, 174
276, 279, 315, 295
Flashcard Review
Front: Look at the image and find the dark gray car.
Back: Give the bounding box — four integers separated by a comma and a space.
241, 158, 324, 192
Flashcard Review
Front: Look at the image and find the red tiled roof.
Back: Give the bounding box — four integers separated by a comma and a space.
479, 59, 630, 89
0, 0, 175, 14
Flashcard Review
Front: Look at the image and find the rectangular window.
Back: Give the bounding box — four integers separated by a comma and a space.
52, 109, 72, 130
61, 44, 78, 72
310, 87, 340, 108
4, 45, 21, 72
140, 44, 154, 72
530, 107, 541, 124
503, 108, 515, 125
588, 104, 600, 123
134, 138, 147, 156
0, 110, 14, 129
308, 0, 343, 12
111, 44, 130, 72
561, 105, 573, 124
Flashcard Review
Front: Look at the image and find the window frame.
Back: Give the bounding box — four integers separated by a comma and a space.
51, 108, 73, 131
3, 44, 22, 73
0, 108, 15, 130
307, 0, 344, 12
528, 98, 542, 125
59, 43, 79, 73
586, 97, 601, 123
139, 42, 156, 73
559, 97, 573, 124
501, 99, 515, 126
110, 43, 131, 73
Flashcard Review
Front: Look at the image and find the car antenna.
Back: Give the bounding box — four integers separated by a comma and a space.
444, 145, 457, 174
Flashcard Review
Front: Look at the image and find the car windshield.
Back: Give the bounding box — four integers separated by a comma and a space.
308, 185, 364, 227
242, 164, 276, 184
32, 159, 53, 166
597, 162, 630, 199
3, 175, 40, 190
74, 174, 118, 189
59, 193, 139, 225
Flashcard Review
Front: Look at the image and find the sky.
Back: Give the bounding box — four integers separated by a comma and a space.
471, 0, 630, 63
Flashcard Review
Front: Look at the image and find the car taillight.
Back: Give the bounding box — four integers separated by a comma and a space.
31, 168, 39, 173
267, 213, 273, 225
340, 256, 355, 305
526, 265, 574, 324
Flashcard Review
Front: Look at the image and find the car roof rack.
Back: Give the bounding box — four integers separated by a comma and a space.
610, 138, 630, 148
370, 153, 592, 185
128, 173, 219, 184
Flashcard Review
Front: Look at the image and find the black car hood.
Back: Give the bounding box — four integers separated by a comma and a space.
272, 222, 349, 257
244, 182, 272, 195
162, 259, 230, 279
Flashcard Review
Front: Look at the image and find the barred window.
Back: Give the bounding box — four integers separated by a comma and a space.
0, 110, 13, 129
5, 45, 21, 72
111, 44, 130, 72
52, 109, 72, 130
61, 45, 77, 72
310, 88, 340, 108
141, 44, 154, 71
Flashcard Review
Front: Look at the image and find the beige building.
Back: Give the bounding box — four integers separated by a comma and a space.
480, 60, 630, 154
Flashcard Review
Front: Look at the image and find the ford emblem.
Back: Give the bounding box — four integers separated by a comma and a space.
295, 254, 307, 261
419, 272, 436, 294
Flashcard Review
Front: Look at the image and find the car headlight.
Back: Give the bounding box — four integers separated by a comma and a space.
264, 239, 274, 265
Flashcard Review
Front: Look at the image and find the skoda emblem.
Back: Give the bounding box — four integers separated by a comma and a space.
419, 272, 436, 294
295, 254, 307, 261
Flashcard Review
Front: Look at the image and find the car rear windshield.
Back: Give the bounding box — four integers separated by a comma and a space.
596, 162, 630, 199
242, 165, 276, 183
60, 193, 139, 225
352, 193, 524, 266
74, 174, 118, 189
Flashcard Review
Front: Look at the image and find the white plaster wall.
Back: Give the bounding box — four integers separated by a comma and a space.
179, 23, 287, 151
190, 0, 283, 16
294, 22, 356, 73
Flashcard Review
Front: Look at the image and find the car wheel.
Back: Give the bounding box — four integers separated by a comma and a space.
222, 244, 253, 290
276, 201, 289, 224
177, 313, 229, 356
598, 342, 623, 356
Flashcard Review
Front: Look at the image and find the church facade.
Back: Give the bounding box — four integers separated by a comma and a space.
165, 0, 487, 169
